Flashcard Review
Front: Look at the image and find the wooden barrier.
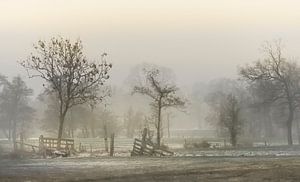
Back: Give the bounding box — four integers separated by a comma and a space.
39, 135, 75, 157
131, 138, 174, 156
39, 135, 74, 151
131, 128, 174, 157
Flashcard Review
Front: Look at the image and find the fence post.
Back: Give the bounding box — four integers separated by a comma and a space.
110, 133, 115, 157
39, 135, 46, 158
140, 128, 147, 155
20, 135, 24, 152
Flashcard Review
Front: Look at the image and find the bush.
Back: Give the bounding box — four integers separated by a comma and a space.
184, 140, 211, 149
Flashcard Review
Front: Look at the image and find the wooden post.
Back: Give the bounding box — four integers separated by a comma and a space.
20, 132, 24, 152
140, 128, 147, 155
104, 124, 109, 152
39, 135, 46, 158
79, 143, 82, 152
110, 133, 115, 157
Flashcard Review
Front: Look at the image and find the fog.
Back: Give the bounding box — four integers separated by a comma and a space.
2, 1, 300, 181
1, 0, 300, 88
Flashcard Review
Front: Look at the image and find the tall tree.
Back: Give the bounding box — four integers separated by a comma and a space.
240, 40, 300, 145
21, 37, 112, 148
132, 64, 185, 147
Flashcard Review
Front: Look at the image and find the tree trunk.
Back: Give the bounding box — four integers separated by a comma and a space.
167, 114, 170, 138
8, 120, 12, 141
230, 131, 237, 147
20, 129, 24, 151
12, 120, 17, 152
110, 133, 115, 157
296, 118, 300, 145
263, 105, 273, 139
287, 103, 294, 146
157, 100, 162, 147
104, 123, 108, 152
57, 115, 65, 149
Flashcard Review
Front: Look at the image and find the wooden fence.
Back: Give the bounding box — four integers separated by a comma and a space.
39, 135, 74, 151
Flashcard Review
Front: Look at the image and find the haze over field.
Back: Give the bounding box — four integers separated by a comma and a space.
1, 0, 300, 92
2, 1, 300, 182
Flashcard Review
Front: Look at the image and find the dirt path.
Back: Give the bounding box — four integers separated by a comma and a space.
1, 156, 300, 181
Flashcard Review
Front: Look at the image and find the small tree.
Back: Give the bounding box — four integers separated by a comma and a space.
21, 37, 112, 148
132, 65, 185, 147
219, 94, 242, 147
204, 79, 247, 138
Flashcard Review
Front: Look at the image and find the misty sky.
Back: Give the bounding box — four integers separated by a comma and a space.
1, 0, 300, 93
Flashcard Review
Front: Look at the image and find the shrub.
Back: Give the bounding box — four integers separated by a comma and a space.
184, 140, 211, 149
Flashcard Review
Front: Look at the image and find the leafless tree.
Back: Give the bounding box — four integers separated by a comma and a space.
132, 64, 185, 147
240, 40, 300, 145
21, 37, 112, 148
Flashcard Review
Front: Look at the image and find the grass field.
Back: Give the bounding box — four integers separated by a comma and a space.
1, 156, 300, 181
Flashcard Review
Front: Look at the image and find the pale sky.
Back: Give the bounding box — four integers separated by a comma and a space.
1, 0, 300, 93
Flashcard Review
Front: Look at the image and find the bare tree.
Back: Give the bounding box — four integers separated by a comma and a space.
21, 37, 112, 148
240, 40, 300, 145
132, 65, 185, 147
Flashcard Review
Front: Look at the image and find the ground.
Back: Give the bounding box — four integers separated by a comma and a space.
1, 156, 300, 182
